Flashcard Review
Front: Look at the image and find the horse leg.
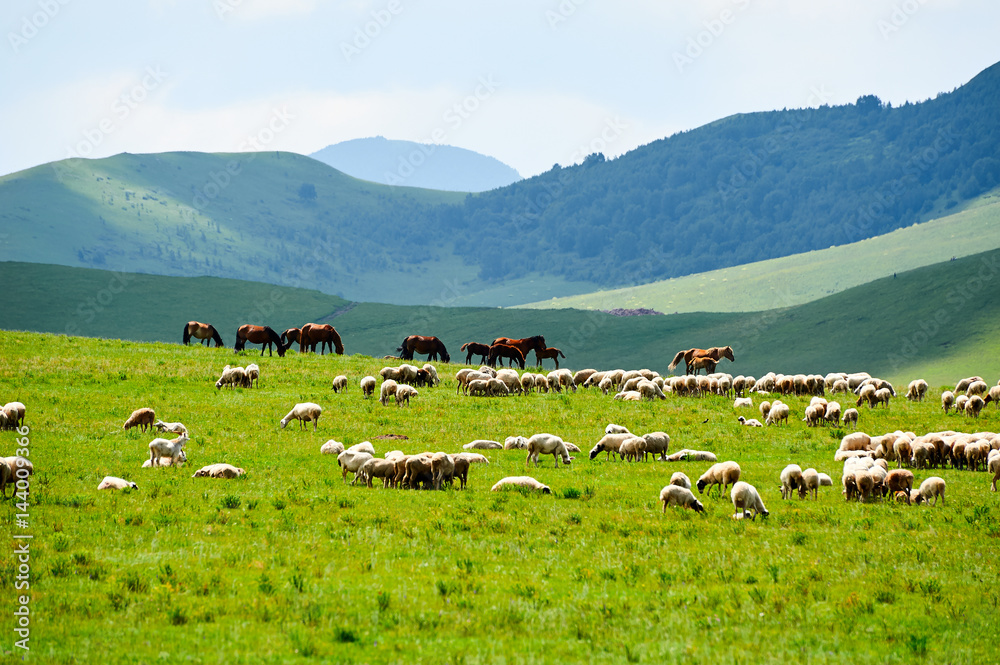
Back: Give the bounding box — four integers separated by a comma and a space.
554, 357, 559, 370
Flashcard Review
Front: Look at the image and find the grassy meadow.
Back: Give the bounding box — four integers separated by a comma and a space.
1, 331, 999, 664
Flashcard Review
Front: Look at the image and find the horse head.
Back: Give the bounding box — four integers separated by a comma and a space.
723, 346, 735, 362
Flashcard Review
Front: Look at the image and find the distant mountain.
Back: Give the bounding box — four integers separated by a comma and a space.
310, 137, 521, 192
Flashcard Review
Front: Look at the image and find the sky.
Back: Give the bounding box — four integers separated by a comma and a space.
2, 0, 999, 180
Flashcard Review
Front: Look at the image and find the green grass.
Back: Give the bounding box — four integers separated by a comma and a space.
2, 331, 999, 664
516, 188, 1000, 313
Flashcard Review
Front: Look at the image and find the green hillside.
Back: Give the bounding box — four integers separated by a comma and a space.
3, 249, 1000, 386
516, 189, 1000, 313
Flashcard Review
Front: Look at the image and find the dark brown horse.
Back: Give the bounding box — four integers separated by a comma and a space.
397, 335, 450, 363
488, 344, 525, 369
667, 346, 735, 374
280, 328, 301, 347
461, 342, 491, 365
534, 347, 565, 370
234, 325, 288, 357
299, 323, 344, 355
182, 321, 223, 347
491, 336, 546, 363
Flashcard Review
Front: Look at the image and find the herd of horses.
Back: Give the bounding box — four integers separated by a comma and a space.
184, 320, 735, 375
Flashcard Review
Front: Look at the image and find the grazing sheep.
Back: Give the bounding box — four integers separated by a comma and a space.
641, 431, 671, 461
279, 403, 323, 430
589, 433, 632, 461
359, 457, 397, 488
491, 476, 551, 494
638, 379, 665, 401
659, 484, 705, 513
153, 419, 187, 435
598, 376, 614, 394
967, 380, 989, 397
97, 476, 138, 490
331, 375, 348, 393
467, 379, 490, 397
215, 366, 248, 390
955, 394, 969, 413
619, 436, 645, 462
379, 380, 399, 405
123, 408, 155, 432
765, 402, 790, 426
779, 464, 804, 500
759, 401, 772, 421
941, 390, 955, 414
917, 476, 946, 506
824, 402, 842, 427
800, 468, 820, 499
873, 387, 892, 408
573, 369, 598, 387
733, 397, 753, 409
802, 404, 824, 427
697, 461, 741, 497
430, 452, 456, 490
669, 472, 691, 489
885, 469, 914, 503
452, 452, 489, 489
738, 416, 764, 427
192, 463, 245, 479
422, 364, 440, 386
245, 363, 260, 388
840, 432, 872, 452
463, 439, 502, 450
965, 395, 985, 418
337, 450, 374, 485
504, 435, 529, 450
605, 423, 631, 435
526, 433, 574, 467
842, 408, 859, 429
730, 481, 768, 520
0, 457, 32, 498
988, 451, 1000, 491
906, 379, 928, 402
148, 434, 189, 467
320, 440, 345, 455
853, 469, 875, 502
360, 376, 377, 398
487, 378, 510, 397
395, 384, 418, 406
613, 390, 643, 401
1, 402, 25, 429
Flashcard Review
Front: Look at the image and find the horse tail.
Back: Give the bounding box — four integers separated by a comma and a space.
667, 350, 687, 372
558, 350, 565, 358
299, 325, 310, 354
182, 323, 191, 345
461, 342, 470, 351
212, 326, 224, 348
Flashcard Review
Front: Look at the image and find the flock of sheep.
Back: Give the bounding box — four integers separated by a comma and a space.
0, 401, 30, 499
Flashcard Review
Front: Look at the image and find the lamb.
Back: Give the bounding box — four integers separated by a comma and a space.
659, 484, 705, 513
779, 464, 804, 500
379, 379, 398, 405
97, 476, 138, 490
638, 379, 665, 401
696, 461, 741, 497
487, 378, 510, 396
906, 379, 928, 402
463, 439, 502, 450
359, 457, 397, 488
504, 435, 528, 450
669, 471, 691, 489
379, 366, 403, 383
123, 408, 155, 432
142, 451, 188, 468
589, 433, 632, 461
733, 397, 753, 409
737, 416, 763, 427
941, 390, 955, 414
917, 476, 946, 506
802, 404, 825, 427
873, 387, 892, 408
320, 440, 345, 455
331, 375, 348, 393
573, 369, 598, 387
800, 468, 820, 499
730, 481, 768, 520
520, 373, 536, 394
526, 433, 574, 467
395, 384, 418, 406
279, 403, 322, 430
431, 452, 456, 490
360, 376, 377, 398
191, 463, 245, 478
337, 450, 374, 485
841, 472, 858, 501
245, 363, 260, 388
842, 408, 859, 429
148, 433, 188, 467
765, 402, 790, 426
666, 449, 717, 462
619, 436, 645, 462
885, 469, 914, 503
403, 454, 436, 489
955, 394, 969, 413
153, 419, 187, 435
491, 476, 551, 494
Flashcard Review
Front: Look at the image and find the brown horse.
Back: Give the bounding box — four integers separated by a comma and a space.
397, 335, 450, 363
667, 346, 735, 374
488, 344, 525, 369
299, 323, 344, 355
688, 356, 718, 375
183, 321, 223, 347
461, 342, 491, 365
491, 336, 546, 362
234, 325, 288, 357
280, 328, 301, 347
534, 347, 566, 370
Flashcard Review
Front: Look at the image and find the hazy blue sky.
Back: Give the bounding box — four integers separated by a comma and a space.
3, 0, 998, 179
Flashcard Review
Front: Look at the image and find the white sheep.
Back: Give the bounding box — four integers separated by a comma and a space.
779, 464, 804, 500
215, 366, 248, 390
619, 436, 645, 462
941, 390, 954, 414
148, 433, 188, 467
245, 363, 260, 388
825, 402, 842, 426
842, 408, 860, 429
666, 449, 717, 462
730, 481, 768, 520
422, 364, 440, 386
800, 468, 820, 499
379, 380, 398, 405
359, 457, 397, 488
659, 484, 705, 513
347, 441, 376, 455
360, 376, 377, 398
320, 440, 345, 455
463, 439, 502, 450
917, 476, 946, 506
906, 379, 928, 402
589, 433, 632, 461
641, 431, 670, 461
504, 435, 528, 450
1, 402, 25, 429
526, 433, 574, 467
669, 471, 691, 489
142, 452, 188, 468
988, 450, 1000, 492
697, 461, 741, 497
192, 463, 245, 478
452, 452, 489, 490
153, 419, 187, 435
765, 402, 790, 426
430, 452, 456, 490
605, 423, 631, 435
97, 476, 138, 490
279, 403, 322, 430
817, 472, 833, 486
331, 375, 348, 393
733, 397, 753, 409
491, 476, 551, 493
395, 384, 418, 406
737, 416, 763, 427
337, 450, 374, 484
467, 379, 490, 397
965, 395, 985, 418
